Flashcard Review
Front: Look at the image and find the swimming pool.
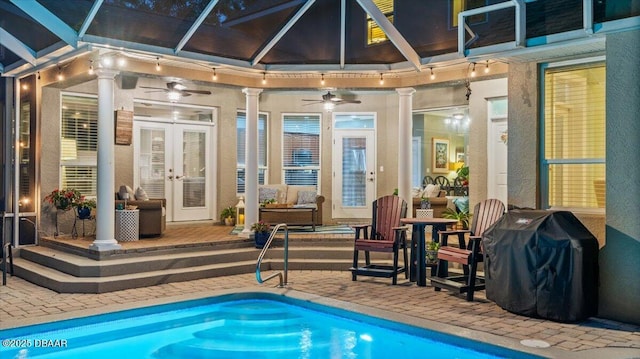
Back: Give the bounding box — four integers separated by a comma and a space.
0, 291, 544, 358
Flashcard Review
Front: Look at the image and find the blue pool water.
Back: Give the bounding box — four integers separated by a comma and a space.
0, 292, 541, 358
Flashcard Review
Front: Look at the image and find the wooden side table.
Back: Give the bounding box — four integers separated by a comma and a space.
115, 209, 139, 242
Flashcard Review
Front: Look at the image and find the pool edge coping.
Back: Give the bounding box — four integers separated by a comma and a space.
0, 286, 611, 359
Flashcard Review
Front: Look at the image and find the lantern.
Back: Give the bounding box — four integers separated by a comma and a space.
236, 196, 245, 225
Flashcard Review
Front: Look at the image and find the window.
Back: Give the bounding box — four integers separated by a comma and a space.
542, 61, 606, 210
236, 111, 268, 193
60, 94, 98, 196
451, 0, 487, 27
282, 114, 321, 188
367, 0, 393, 45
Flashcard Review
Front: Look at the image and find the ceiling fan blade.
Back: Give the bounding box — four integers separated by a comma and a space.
182, 89, 212, 95
140, 86, 167, 91
180, 92, 192, 97
144, 90, 167, 93
303, 101, 323, 106
339, 99, 361, 104
302, 99, 320, 101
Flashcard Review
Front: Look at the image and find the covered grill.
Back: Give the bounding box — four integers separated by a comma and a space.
483, 210, 599, 322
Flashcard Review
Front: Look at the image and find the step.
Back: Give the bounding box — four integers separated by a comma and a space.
20, 246, 261, 277
13, 257, 257, 293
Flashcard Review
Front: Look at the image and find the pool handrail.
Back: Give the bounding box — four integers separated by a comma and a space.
255, 223, 289, 287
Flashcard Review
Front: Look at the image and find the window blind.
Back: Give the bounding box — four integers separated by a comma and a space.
282, 114, 321, 188
543, 63, 606, 209
61, 95, 98, 196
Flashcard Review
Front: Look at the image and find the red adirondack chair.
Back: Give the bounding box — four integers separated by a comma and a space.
431, 198, 505, 301
350, 195, 409, 285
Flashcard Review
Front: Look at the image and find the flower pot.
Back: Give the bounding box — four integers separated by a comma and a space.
77, 207, 92, 219
224, 217, 235, 226
254, 232, 269, 249
426, 249, 439, 265
55, 198, 70, 210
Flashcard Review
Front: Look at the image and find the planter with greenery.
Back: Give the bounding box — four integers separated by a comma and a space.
251, 221, 271, 248
442, 208, 470, 230
220, 206, 236, 226
426, 241, 440, 265
75, 198, 96, 219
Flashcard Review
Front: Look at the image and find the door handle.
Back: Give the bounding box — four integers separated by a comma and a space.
175, 175, 184, 180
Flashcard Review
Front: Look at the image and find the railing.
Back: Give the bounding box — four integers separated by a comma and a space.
255, 223, 289, 288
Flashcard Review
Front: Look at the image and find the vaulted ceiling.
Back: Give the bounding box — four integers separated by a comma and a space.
0, 0, 638, 87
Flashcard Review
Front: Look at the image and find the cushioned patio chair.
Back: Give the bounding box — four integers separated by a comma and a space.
350, 195, 409, 285
431, 198, 505, 301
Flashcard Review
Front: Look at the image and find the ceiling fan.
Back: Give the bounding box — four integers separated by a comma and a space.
302, 91, 361, 110
140, 81, 211, 101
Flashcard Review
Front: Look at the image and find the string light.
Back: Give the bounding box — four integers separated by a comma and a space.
262, 72, 266, 85
429, 67, 435, 80
471, 62, 476, 77
212, 68, 217, 81
88, 60, 94, 75
57, 66, 64, 81
155, 57, 161, 71
37, 72, 41, 80
379, 73, 384, 85
320, 73, 325, 86
484, 60, 490, 73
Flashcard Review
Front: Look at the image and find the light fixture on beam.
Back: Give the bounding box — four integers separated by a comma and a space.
88, 60, 94, 75
57, 66, 64, 81
320, 73, 325, 86
212, 68, 217, 81
262, 72, 267, 85
155, 57, 161, 71
471, 62, 476, 77
430, 67, 435, 80
484, 60, 490, 74
379, 73, 384, 85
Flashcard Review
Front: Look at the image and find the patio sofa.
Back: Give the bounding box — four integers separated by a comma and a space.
257, 184, 324, 227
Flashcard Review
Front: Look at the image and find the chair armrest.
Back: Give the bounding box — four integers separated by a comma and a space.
352, 224, 371, 240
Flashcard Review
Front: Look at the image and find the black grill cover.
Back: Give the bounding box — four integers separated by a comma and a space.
483, 210, 599, 322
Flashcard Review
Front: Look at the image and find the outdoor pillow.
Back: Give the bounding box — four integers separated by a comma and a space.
297, 190, 317, 205
424, 184, 441, 198
135, 187, 149, 201
259, 187, 278, 203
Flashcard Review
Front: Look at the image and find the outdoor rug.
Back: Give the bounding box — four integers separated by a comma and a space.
230, 224, 355, 235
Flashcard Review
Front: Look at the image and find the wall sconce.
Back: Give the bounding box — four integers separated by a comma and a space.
236, 196, 245, 225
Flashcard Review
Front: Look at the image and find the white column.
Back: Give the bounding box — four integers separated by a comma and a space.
241, 88, 263, 236
90, 68, 122, 251
396, 87, 415, 213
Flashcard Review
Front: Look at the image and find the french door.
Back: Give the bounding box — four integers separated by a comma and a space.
332, 129, 376, 218
135, 122, 212, 222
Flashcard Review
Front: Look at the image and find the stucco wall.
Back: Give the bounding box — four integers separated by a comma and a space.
507, 62, 538, 209
600, 29, 640, 325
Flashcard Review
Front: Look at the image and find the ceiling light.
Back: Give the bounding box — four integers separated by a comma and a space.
484, 60, 490, 73
471, 63, 476, 77
167, 90, 181, 102
453, 113, 464, 120
262, 72, 266, 85
379, 73, 384, 85
430, 67, 435, 80
155, 57, 161, 71
212, 68, 217, 81
321, 73, 325, 86
117, 57, 126, 67
324, 102, 335, 111
57, 66, 64, 81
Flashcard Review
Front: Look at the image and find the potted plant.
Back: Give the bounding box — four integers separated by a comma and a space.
426, 241, 440, 265
74, 197, 96, 219
442, 208, 470, 230
456, 166, 469, 186
220, 206, 236, 226
43, 188, 82, 211
251, 221, 271, 248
